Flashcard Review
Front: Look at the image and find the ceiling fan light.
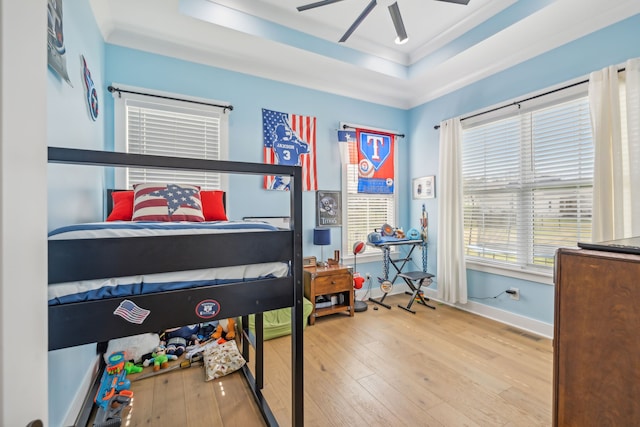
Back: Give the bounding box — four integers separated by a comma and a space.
395, 36, 409, 45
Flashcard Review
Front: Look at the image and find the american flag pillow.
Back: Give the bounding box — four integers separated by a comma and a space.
132, 183, 205, 222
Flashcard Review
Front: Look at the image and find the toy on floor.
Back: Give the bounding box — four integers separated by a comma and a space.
104, 332, 160, 364
142, 345, 178, 371
195, 322, 216, 343
133, 354, 204, 382
124, 361, 143, 375
94, 352, 133, 427
162, 324, 200, 357
212, 318, 236, 341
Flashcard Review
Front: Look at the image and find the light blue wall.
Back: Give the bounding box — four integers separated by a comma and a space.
47, 0, 106, 231
103, 44, 409, 260
46, 1, 106, 426
408, 13, 640, 324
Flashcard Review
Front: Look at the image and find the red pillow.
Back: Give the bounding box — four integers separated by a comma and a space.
106, 191, 134, 221
200, 190, 228, 221
105, 188, 227, 222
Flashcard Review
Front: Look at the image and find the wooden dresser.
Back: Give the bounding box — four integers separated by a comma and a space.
303, 265, 353, 325
554, 248, 640, 426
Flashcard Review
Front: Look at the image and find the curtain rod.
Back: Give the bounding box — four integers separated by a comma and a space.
341, 123, 405, 138
433, 67, 626, 130
107, 85, 234, 113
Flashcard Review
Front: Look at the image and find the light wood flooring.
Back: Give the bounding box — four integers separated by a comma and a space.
118, 294, 553, 426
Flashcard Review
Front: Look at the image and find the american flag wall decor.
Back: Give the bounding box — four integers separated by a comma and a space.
262, 108, 317, 191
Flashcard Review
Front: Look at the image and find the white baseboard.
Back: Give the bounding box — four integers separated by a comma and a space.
63, 354, 101, 427
356, 284, 553, 339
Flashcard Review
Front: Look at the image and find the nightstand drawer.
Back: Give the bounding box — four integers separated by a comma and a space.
314, 273, 351, 294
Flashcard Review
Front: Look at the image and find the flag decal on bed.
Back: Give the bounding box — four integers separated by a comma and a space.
114, 299, 150, 324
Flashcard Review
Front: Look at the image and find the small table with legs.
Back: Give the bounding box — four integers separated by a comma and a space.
368, 238, 435, 312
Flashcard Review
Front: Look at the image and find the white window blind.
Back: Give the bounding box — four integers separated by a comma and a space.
116, 92, 228, 190
341, 129, 396, 257
462, 96, 593, 270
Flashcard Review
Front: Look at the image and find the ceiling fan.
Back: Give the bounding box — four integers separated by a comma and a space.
297, 0, 471, 43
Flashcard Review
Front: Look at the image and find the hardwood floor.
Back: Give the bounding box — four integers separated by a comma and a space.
121, 294, 552, 426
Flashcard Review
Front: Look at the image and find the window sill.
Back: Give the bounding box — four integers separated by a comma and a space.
466, 260, 554, 285
342, 251, 384, 265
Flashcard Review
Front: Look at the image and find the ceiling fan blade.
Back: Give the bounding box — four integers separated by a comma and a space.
297, 0, 345, 12
434, 0, 471, 5
339, 0, 377, 43
388, 2, 407, 42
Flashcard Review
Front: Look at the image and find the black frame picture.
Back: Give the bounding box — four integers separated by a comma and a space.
316, 190, 342, 227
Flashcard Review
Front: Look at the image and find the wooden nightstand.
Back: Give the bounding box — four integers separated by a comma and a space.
304, 265, 354, 325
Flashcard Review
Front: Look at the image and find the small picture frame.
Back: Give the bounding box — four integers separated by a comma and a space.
413, 176, 435, 199
316, 190, 342, 227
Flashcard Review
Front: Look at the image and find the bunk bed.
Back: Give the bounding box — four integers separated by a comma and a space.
47, 147, 304, 427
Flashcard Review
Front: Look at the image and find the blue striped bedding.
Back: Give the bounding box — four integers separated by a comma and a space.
48, 221, 289, 305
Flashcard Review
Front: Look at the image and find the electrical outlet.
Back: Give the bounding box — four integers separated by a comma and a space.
509, 287, 520, 301
365, 272, 371, 279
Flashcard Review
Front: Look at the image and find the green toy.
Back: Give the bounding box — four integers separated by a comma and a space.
124, 361, 143, 375
142, 345, 178, 372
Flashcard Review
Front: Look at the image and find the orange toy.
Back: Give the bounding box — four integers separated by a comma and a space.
212, 318, 236, 340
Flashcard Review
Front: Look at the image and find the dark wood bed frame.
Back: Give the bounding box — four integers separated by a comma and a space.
48, 147, 304, 427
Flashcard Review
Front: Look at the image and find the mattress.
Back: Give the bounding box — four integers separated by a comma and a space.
48, 221, 290, 305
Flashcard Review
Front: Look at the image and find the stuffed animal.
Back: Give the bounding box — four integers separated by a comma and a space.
163, 324, 200, 357
196, 322, 216, 343
104, 333, 160, 364
212, 318, 236, 341
143, 345, 178, 371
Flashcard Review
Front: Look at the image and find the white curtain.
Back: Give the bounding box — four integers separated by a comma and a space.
589, 58, 640, 241
436, 118, 467, 304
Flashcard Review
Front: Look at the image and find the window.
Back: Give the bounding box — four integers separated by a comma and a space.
462, 94, 593, 273
340, 125, 398, 259
113, 87, 229, 190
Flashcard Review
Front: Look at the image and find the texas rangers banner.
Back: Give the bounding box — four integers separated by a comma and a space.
356, 128, 395, 194
263, 108, 317, 191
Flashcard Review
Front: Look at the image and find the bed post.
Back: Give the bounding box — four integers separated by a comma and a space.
291, 166, 304, 426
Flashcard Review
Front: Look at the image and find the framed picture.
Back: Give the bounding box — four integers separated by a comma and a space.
47, 0, 72, 85
413, 176, 435, 199
316, 190, 342, 227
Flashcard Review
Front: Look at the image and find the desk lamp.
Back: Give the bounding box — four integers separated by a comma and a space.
313, 228, 331, 267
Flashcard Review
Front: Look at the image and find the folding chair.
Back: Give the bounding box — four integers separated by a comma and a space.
397, 271, 436, 313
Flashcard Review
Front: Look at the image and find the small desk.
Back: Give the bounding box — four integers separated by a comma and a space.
368, 239, 427, 309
